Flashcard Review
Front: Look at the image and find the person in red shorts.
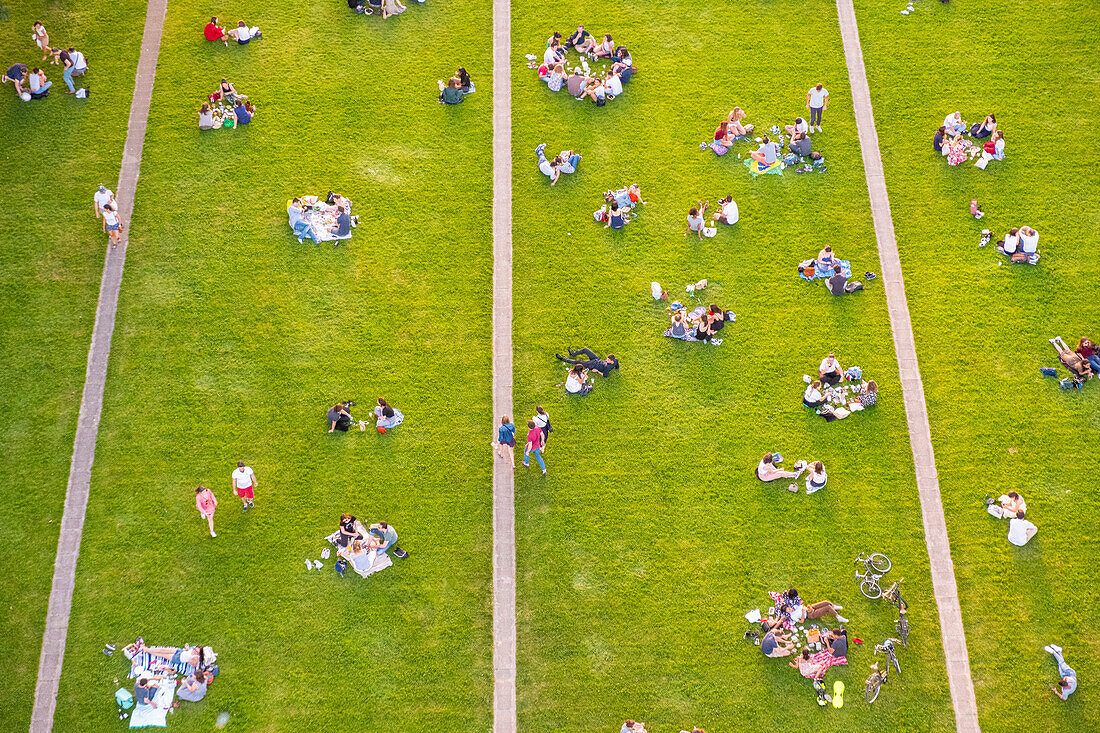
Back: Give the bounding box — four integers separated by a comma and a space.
230, 461, 256, 511
204, 17, 228, 47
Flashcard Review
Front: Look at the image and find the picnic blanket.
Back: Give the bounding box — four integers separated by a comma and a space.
324, 532, 395, 577
129, 680, 177, 729
806, 649, 848, 677
287, 197, 353, 242
744, 158, 784, 177
125, 650, 194, 679
800, 259, 852, 281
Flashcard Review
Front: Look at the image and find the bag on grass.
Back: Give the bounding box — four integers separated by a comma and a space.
116, 688, 134, 709
974, 156, 989, 170
392, 546, 409, 559
335, 558, 348, 576
76, 87, 88, 98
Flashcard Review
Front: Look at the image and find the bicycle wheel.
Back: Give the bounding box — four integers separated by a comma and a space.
869, 553, 892, 573
865, 675, 882, 703
892, 653, 901, 676
897, 617, 910, 648
860, 579, 882, 600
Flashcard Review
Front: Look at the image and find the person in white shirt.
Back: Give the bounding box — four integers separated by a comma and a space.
101, 204, 123, 247
93, 185, 115, 219
805, 461, 827, 494
604, 70, 623, 98
543, 40, 564, 68
228, 20, 261, 44
986, 491, 1026, 519
28, 67, 51, 96
534, 143, 560, 184
69, 48, 88, 74
803, 380, 825, 408
944, 111, 967, 135
1007, 511, 1037, 546
784, 116, 809, 137
564, 365, 592, 395
1000, 227, 1020, 254
230, 461, 256, 511
755, 453, 806, 482
716, 195, 738, 225
806, 84, 829, 132
1019, 226, 1039, 254
819, 353, 843, 386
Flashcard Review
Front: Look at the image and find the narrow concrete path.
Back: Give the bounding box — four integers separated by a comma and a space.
491, 0, 517, 730
28, 1, 169, 730
835, 1, 980, 730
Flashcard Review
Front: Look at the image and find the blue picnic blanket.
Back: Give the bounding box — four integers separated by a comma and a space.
801, 259, 852, 281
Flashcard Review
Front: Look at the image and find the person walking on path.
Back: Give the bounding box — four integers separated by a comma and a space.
1044, 645, 1077, 700
93, 185, 115, 219
806, 83, 829, 132
195, 486, 217, 537
231, 461, 256, 511
101, 204, 123, 247
522, 420, 546, 475
496, 415, 516, 467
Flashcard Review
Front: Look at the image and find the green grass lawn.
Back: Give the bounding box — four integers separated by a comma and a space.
3, 0, 1098, 730
0, 2, 148, 728
510, 1, 954, 729
36, 1, 495, 730
855, 0, 1100, 729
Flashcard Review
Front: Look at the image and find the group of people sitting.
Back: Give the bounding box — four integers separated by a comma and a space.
755, 453, 829, 494
594, 183, 645, 229
757, 588, 849, 698
934, 112, 1005, 167
203, 16, 262, 46
799, 245, 864, 295
199, 78, 255, 129
438, 67, 475, 104
535, 26, 635, 106
681, 197, 737, 239
1049, 336, 1096, 382
984, 491, 1037, 546
122, 638, 217, 716
555, 347, 619, 395
327, 397, 404, 433
347, 0, 414, 18
664, 303, 733, 344
287, 193, 357, 244
802, 353, 878, 421
333, 514, 402, 577
995, 225, 1040, 264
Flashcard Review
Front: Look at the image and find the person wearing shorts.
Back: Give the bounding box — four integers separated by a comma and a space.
231, 461, 256, 511
761, 626, 796, 658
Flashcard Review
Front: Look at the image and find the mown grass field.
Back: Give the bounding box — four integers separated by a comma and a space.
2, 0, 1097, 730
0, 2, 148, 728
855, 0, 1100, 729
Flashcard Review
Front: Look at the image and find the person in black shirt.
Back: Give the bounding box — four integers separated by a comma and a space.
555, 347, 619, 376
327, 403, 353, 432
827, 266, 863, 295
337, 513, 364, 547
565, 25, 594, 54
933, 125, 946, 155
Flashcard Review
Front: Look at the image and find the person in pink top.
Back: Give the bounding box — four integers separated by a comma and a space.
522, 420, 546, 474
195, 486, 218, 537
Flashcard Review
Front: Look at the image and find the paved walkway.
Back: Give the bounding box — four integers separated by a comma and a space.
28, 1, 169, 730
835, 1, 980, 730
491, 0, 517, 730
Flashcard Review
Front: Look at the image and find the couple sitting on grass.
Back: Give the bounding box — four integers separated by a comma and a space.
997, 225, 1039, 264
594, 184, 645, 229
203, 17, 261, 46
755, 453, 828, 494
535, 143, 581, 184
665, 303, 732, 344
438, 68, 474, 103
708, 107, 754, 155
1050, 336, 1095, 381
327, 397, 404, 433
333, 514, 403, 576
982, 490, 1037, 546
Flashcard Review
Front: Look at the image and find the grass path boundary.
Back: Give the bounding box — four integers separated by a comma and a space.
491, 0, 517, 730
836, 1, 979, 729
28, 1, 168, 729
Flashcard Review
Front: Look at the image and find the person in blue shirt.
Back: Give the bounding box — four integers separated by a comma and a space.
287, 198, 319, 243
496, 415, 516, 466
232, 100, 254, 127
1045, 645, 1077, 700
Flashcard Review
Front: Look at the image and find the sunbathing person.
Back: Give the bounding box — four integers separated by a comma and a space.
819, 352, 843, 386
1050, 336, 1092, 379
556, 347, 619, 376
140, 644, 211, 671
782, 588, 848, 622
563, 364, 592, 395
803, 380, 826, 408
756, 453, 807, 482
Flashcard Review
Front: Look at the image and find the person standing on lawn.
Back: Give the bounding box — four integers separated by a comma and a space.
532, 406, 551, 451
806, 83, 829, 132
231, 461, 256, 511
195, 486, 217, 538
522, 420, 546, 475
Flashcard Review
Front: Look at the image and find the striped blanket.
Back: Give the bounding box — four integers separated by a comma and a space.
125, 649, 194, 679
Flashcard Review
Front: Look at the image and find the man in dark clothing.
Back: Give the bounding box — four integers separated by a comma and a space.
827, 266, 862, 295
329, 206, 351, 244
555, 347, 619, 377
327, 403, 353, 432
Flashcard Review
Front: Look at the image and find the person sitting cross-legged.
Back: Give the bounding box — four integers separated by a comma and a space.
760, 624, 797, 658
819, 352, 843, 386
756, 453, 807, 482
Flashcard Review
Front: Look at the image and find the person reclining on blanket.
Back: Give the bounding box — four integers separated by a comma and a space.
756, 453, 807, 482
819, 352, 843, 386
1050, 336, 1093, 379
555, 347, 619, 376
126, 640, 214, 672
373, 397, 404, 430
985, 491, 1026, 519
338, 537, 382, 577
1076, 337, 1100, 374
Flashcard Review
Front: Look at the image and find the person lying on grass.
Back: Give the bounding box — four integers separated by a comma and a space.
131, 642, 214, 671
756, 453, 807, 482
685, 201, 709, 240
564, 364, 592, 395
775, 588, 848, 623
556, 347, 619, 376
1050, 336, 1093, 379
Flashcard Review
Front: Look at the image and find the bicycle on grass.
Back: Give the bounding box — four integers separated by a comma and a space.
865, 638, 902, 703
854, 551, 892, 599
882, 578, 910, 647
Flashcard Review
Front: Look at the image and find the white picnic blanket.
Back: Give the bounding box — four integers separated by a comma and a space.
129, 680, 176, 728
